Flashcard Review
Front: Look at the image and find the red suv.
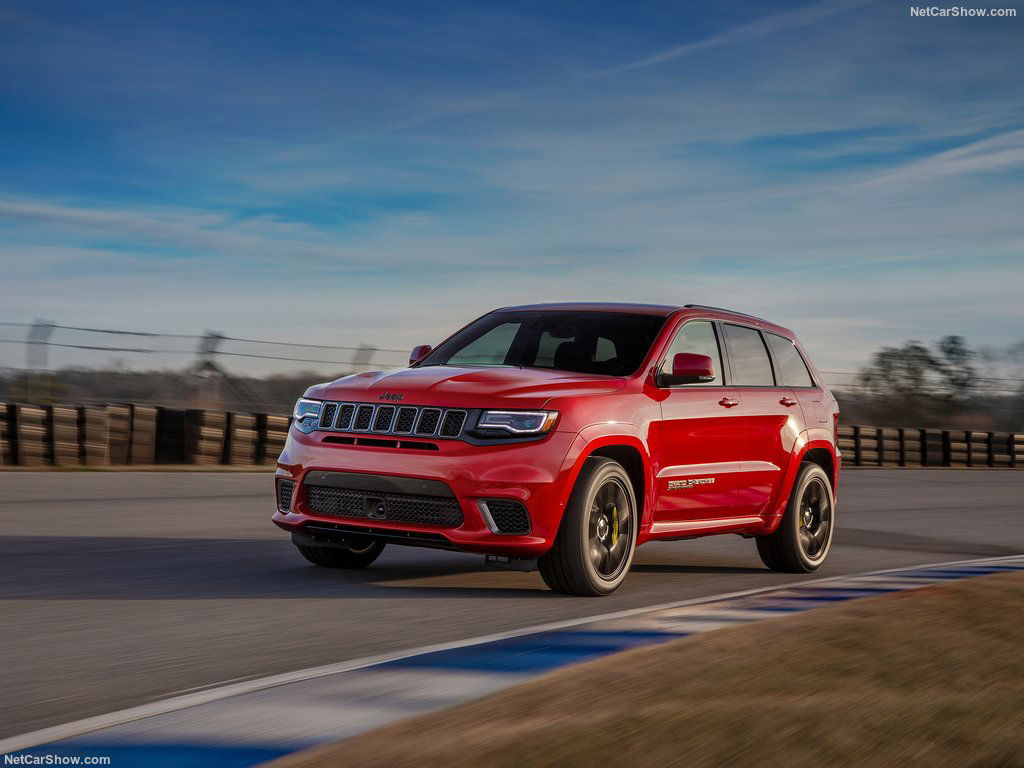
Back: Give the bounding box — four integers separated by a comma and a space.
273, 303, 840, 595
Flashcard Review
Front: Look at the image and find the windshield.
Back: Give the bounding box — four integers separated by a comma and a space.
419, 311, 668, 376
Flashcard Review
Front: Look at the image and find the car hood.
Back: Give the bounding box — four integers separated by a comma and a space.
306, 366, 626, 409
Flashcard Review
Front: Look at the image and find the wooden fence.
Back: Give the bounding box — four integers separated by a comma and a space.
0, 403, 289, 467
836, 425, 1022, 468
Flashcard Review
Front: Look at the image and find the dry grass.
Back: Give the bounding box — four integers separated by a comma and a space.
268, 572, 1024, 768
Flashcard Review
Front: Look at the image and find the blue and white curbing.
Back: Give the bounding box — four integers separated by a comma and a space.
4, 554, 1023, 767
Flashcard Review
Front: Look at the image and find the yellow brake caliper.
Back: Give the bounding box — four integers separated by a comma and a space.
611, 505, 619, 546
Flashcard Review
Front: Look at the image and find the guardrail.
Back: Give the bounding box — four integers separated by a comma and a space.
837, 425, 1022, 468
0, 402, 1021, 468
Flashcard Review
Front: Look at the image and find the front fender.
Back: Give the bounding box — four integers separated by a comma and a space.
554, 424, 655, 532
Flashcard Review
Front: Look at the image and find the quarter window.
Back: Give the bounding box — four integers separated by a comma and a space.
723, 324, 774, 386
660, 321, 723, 386
766, 333, 815, 387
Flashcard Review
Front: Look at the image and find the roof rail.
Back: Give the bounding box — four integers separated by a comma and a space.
683, 304, 769, 323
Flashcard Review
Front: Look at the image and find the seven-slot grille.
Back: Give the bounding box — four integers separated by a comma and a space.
316, 402, 468, 439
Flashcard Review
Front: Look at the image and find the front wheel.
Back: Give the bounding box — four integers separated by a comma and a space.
296, 537, 385, 569
756, 462, 835, 572
539, 457, 638, 596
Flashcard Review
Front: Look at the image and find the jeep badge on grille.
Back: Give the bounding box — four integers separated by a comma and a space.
378, 392, 404, 401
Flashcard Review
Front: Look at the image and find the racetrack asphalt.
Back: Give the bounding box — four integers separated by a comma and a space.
2, 469, 1022, 740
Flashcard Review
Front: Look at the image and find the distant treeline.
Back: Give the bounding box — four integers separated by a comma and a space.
840, 335, 1024, 431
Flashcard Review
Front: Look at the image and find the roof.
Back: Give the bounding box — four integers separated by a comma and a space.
493, 302, 793, 336
496, 302, 682, 316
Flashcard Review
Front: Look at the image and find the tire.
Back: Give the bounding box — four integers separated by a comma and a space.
296, 537, 385, 569
539, 457, 638, 596
756, 462, 835, 573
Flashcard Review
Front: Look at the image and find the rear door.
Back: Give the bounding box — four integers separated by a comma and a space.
765, 331, 827, 428
764, 331, 819, 421
652, 320, 742, 524
721, 323, 799, 518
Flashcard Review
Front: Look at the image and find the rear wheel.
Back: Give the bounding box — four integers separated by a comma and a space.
756, 462, 835, 572
296, 537, 385, 569
539, 457, 638, 596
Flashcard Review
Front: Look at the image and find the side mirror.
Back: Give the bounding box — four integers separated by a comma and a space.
409, 344, 432, 366
659, 353, 715, 386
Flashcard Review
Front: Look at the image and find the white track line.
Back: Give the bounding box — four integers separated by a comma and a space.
2, 553, 1021, 755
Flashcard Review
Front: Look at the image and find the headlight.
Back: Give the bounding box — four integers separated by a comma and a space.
292, 398, 322, 433
477, 410, 558, 434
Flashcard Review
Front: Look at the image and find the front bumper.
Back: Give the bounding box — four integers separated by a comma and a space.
272, 427, 581, 557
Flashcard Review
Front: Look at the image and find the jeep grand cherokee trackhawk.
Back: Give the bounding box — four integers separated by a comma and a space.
273, 303, 840, 596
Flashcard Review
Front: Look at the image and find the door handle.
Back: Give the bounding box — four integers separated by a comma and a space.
779, 397, 798, 407
718, 397, 739, 408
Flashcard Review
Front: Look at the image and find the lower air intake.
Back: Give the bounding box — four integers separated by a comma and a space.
306, 485, 463, 528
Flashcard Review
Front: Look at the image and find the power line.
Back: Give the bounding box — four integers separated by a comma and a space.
0, 322, 408, 354
0, 339, 156, 354
0, 340, 399, 366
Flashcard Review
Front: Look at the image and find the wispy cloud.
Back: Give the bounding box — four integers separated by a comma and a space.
856, 128, 1024, 187
604, 0, 881, 73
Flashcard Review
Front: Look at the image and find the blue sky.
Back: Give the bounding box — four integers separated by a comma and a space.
1, 0, 1022, 373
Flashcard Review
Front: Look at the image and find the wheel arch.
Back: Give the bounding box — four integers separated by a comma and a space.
559, 428, 654, 531
587, 444, 646, 524
802, 446, 836, 489
763, 438, 839, 532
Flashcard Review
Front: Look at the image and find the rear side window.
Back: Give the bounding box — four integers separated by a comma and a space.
660, 320, 723, 386
766, 333, 815, 387
723, 324, 774, 386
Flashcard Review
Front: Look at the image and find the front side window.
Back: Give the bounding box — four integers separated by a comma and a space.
723, 324, 775, 386
766, 332, 815, 387
659, 320, 723, 386
420, 311, 667, 376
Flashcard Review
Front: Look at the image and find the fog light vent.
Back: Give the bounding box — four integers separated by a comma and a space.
478, 499, 531, 535
277, 479, 295, 513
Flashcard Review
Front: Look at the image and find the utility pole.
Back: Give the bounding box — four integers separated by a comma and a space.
26, 319, 55, 370
25, 320, 55, 402
351, 344, 377, 373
